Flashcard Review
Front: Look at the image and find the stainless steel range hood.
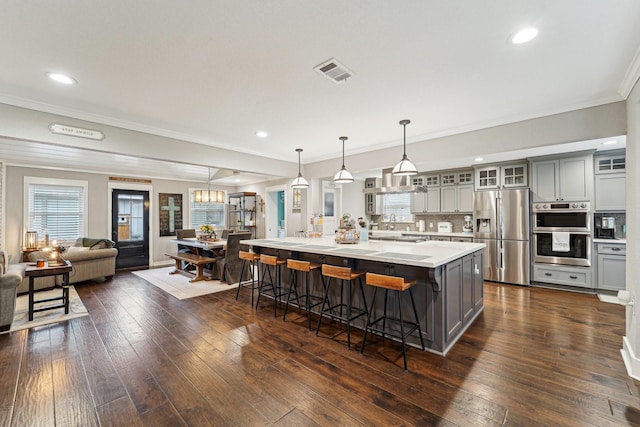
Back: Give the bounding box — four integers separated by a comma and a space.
362, 168, 425, 194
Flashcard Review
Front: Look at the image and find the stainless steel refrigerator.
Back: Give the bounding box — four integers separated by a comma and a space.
473, 189, 530, 286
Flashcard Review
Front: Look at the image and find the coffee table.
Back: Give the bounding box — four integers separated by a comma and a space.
24, 260, 73, 321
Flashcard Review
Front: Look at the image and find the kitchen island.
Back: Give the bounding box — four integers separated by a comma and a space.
242, 236, 485, 356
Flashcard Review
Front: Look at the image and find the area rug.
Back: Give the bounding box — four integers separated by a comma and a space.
2, 286, 88, 335
132, 266, 239, 300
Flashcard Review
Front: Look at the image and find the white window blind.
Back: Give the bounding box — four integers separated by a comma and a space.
382, 193, 413, 222
190, 191, 226, 229
27, 181, 86, 241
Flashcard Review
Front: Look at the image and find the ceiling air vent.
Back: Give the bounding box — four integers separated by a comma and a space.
314, 58, 353, 83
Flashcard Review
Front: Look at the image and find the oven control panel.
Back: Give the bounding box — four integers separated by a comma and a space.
533, 202, 590, 211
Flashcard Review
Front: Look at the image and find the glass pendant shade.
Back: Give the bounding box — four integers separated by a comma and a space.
392, 119, 418, 176
333, 136, 354, 184
291, 148, 309, 188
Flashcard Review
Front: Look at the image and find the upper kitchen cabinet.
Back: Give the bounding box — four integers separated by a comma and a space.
364, 178, 382, 215
594, 152, 626, 211
530, 154, 593, 202
440, 169, 473, 213
474, 163, 528, 190
474, 166, 500, 190
441, 184, 473, 213
412, 188, 441, 213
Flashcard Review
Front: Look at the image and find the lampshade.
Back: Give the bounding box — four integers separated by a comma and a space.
392, 119, 418, 176
291, 148, 309, 188
333, 136, 354, 184
25, 231, 38, 249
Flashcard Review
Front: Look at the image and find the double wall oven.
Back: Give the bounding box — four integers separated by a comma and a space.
532, 202, 591, 267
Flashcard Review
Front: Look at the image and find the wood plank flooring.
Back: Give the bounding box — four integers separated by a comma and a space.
1, 271, 639, 426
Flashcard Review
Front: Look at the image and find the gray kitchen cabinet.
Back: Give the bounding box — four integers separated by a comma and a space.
595, 153, 625, 174
595, 173, 626, 211
452, 237, 473, 242
441, 184, 473, 213
501, 163, 528, 188
533, 263, 592, 289
596, 242, 626, 291
475, 166, 500, 190
431, 236, 451, 241
364, 178, 382, 215
444, 258, 463, 342
531, 154, 593, 202
411, 187, 440, 213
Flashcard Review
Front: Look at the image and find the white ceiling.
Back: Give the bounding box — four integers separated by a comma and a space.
1, 1, 639, 181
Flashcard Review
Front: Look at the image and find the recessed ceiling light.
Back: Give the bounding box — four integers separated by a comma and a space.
511, 28, 538, 44
255, 131, 268, 138
602, 140, 617, 145
46, 72, 77, 85
474, 157, 484, 162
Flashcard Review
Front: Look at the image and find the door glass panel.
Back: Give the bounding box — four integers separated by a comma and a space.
117, 194, 145, 241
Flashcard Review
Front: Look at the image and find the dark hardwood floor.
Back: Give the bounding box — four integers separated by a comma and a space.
1, 272, 639, 426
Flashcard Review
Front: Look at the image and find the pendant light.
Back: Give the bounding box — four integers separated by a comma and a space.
333, 136, 354, 184
194, 167, 225, 203
392, 119, 418, 176
291, 148, 309, 188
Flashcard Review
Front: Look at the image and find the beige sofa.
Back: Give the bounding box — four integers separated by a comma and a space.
16, 238, 118, 294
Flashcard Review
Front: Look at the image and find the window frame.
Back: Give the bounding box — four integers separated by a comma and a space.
382, 192, 414, 223
23, 176, 89, 244
188, 187, 227, 230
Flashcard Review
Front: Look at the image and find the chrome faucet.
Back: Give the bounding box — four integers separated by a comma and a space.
389, 213, 396, 230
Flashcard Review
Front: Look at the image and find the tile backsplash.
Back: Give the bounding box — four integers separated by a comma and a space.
414, 214, 469, 233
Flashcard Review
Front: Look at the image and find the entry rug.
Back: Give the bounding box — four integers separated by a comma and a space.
2, 286, 88, 335
132, 266, 239, 300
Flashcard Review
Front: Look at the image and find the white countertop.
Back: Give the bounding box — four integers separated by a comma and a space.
370, 229, 474, 238
242, 236, 485, 268
593, 238, 626, 244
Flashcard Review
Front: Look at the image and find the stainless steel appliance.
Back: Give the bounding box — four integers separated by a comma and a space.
532, 202, 591, 267
474, 189, 530, 286
595, 216, 616, 239
532, 202, 590, 232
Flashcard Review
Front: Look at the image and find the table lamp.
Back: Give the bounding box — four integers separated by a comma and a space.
25, 231, 38, 249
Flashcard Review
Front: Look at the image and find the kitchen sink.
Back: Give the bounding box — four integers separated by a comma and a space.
369, 235, 427, 243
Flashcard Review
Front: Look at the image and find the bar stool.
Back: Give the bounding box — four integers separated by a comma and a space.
283, 259, 325, 330
256, 254, 287, 317
316, 264, 368, 350
360, 272, 425, 371
235, 251, 261, 306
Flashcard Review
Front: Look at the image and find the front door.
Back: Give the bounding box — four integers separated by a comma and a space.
111, 189, 149, 269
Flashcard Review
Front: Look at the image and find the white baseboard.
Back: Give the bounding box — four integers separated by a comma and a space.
621, 336, 640, 381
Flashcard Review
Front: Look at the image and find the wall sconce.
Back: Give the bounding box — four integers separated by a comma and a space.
25, 231, 38, 249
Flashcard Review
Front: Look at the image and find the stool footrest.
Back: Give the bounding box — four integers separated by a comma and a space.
366, 315, 421, 341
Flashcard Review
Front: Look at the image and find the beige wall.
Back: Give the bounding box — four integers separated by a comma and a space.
5, 165, 235, 266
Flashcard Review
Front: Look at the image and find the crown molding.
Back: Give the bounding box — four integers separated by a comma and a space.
619, 45, 640, 98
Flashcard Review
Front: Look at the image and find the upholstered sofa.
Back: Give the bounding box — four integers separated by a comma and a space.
0, 252, 22, 329
16, 238, 118, 294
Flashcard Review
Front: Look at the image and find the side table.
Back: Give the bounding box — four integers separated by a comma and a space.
24, 260, 73, 321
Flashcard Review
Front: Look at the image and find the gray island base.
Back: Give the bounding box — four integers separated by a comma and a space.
242, 236, 485, 356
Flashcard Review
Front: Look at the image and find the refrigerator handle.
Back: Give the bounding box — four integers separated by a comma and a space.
499, 239, 503, 269
497, 195, 503, 240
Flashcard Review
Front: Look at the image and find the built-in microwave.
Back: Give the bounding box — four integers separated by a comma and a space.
533, 231, 591, 267
532, 202, 590, 232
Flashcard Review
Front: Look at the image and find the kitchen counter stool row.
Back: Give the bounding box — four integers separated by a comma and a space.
235, 249, 423, 371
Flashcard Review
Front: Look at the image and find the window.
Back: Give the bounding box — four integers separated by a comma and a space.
382, 193, 413, 222
190, 190, 226, 229
25, 177, 88, 243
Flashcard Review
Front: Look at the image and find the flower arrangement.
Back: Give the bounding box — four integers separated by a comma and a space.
200, 224, 216, 236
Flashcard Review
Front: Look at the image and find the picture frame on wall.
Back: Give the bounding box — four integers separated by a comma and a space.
159, 193, 183, 236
